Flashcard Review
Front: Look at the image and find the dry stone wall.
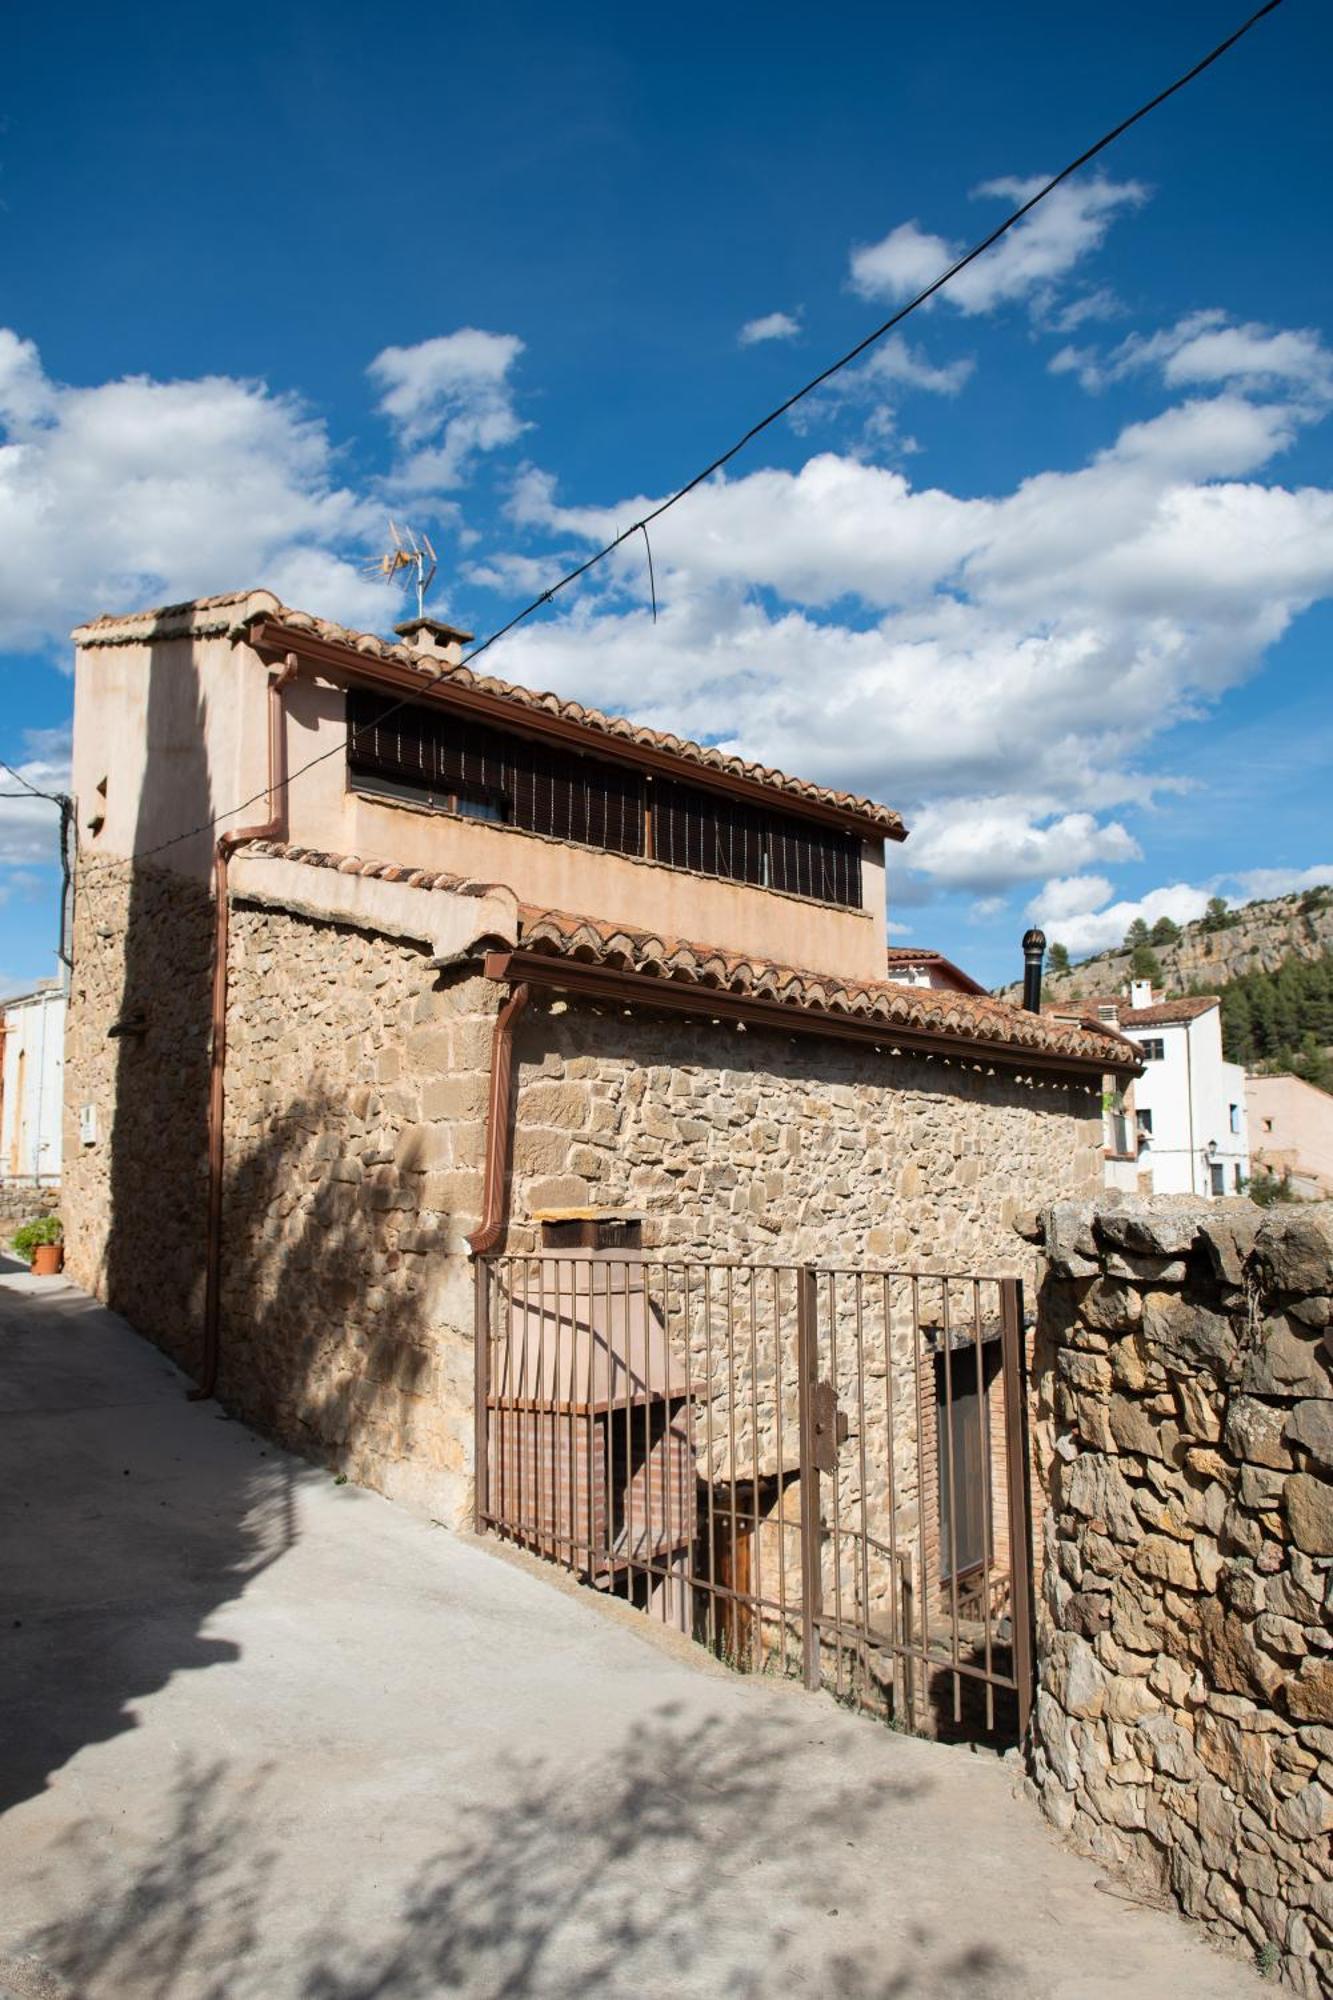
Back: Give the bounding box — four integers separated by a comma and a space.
1027, 1196, 1333, 1995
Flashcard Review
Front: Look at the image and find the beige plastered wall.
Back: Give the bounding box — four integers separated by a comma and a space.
71, 633, 888, 980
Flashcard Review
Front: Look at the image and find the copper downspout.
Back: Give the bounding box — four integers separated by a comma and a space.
466, 982, 530, 1257
191, 655, 298, 1400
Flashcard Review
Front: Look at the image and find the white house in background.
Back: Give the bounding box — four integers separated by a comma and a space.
1246, 1072, 1333, 1198
1117, 983, 1249, 1197
884, 947, 987, 995
0, 978, 66, 1185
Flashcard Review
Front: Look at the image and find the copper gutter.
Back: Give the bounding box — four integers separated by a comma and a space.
466, 982, 531, 1257
192, 655, 299, 1401
480, 947, 1137, 1084
247, 617, 903, 841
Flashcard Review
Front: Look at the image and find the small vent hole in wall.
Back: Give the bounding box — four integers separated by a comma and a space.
540, 1216, 643, 1252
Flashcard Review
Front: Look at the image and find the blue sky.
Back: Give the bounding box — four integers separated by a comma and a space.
3, 0, 1331, 992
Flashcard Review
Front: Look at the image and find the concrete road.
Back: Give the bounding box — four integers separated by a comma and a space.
0, 1271, 1264, 2000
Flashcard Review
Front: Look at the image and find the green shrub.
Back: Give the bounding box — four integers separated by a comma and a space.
12, 1214, 63, 1261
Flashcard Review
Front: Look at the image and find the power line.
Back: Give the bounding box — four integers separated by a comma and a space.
80, 0, 1286, 881
0, 760, 67, 807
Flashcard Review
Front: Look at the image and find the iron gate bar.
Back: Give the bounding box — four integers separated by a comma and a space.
795, 1266, 822, 1692
973, 1278, 996, 1735
476, 1255, 1035, 1739
1000, 1276, 1034, 1738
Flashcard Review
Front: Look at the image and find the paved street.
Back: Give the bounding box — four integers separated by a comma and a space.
0, 1270, 1264, 2000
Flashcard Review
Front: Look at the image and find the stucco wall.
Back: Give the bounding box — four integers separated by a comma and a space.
1249, 1074, 1333, 1196
73, 633, 888, 983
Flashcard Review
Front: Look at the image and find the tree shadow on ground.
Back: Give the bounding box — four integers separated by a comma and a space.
17, 1704, 1019, 2000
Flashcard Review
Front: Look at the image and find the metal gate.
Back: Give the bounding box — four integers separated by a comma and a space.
475, 1256, 1034, 1740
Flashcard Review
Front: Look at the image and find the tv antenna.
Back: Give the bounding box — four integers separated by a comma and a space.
365, 521, 438, 621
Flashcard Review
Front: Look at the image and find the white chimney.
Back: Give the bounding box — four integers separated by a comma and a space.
1130, 979, 1154, 1010
394, 615, 473, 667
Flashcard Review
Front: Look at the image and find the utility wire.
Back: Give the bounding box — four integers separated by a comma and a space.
0, 759, 67, 806
79, 0, 1286, 880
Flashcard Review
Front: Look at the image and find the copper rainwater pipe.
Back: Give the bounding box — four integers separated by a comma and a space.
192, 655, 299, 1401
466, 981, 531, 1258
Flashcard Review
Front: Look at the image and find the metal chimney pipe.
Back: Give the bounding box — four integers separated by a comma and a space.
1022, 927, 1046, 1014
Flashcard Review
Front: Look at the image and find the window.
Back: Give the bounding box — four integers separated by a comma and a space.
1263, 1117, 1274, 1133
654, 778, 862, 907
348, 688, 645, 855
346, 689, 864, 909
1230, 1103, 1241, 1134
1136, 1109, 1153, 1145
1137, 1037, 1166, 1062
1234, 1164, 1244, 1192
935, 1342, 997, 1582
1209, 1162, 1225, 1196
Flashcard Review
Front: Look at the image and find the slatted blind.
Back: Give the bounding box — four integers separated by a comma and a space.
347, 690, 644, 855
346, 691, 862, 908
655, 778, 862, 909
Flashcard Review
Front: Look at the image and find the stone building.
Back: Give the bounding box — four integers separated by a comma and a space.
63, 589, 1134, 1530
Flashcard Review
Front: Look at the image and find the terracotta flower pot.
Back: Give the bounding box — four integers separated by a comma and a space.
31, 1243, 64, 1276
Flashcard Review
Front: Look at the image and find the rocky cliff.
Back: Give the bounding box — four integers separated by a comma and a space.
996, 889, 1333, 1007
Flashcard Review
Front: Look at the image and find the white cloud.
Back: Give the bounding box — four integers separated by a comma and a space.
491, 355, 1333, 905
0, 332, 390, 650
849, 175, 1147, 316
908, 807, 1138, 895
0, 734, 70, 871
368, 330, 528, 490
858, 335, 974, 396
1057, 310, 1333, 406
738, 311, 801, 346
1034, 881, 1214, 957
1229, 864, 1333, 901
1026, 874, 1114, 924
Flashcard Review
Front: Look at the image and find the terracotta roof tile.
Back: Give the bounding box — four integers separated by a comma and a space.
72, 589, 905, 836
516, 906, 1137, 1071
237, 837, 507, 902
228, 836, 1133, 1070
1121, 997, 1220, 1027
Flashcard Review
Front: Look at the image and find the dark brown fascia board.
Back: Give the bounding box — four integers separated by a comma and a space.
483, 947, 1136, 1084
249, 616, 905, 842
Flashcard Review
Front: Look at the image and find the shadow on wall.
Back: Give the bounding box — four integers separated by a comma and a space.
16, 1709, 1014, 2000
215, 1075, 445, 1490
88, 618, 217, 1378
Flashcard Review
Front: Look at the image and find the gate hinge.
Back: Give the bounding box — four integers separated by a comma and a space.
812, 1380, 849, 1473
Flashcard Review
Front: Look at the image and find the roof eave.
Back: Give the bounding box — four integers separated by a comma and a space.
484, 944, 1134, 1082
248, 614, 906, 841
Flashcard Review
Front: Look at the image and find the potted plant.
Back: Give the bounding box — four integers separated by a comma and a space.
14, 1214, 63, 1276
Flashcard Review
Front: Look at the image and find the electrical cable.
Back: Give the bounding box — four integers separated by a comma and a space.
76, 0, 1286, 881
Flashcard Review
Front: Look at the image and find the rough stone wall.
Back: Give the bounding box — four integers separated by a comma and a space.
1027, 1196, 1333, 1995
0, 1183, 60, 1228
65, 884, 1104, 1543
63, 859, 215, 1374
507, 996, 1103, 1276
218, 903, 499, 1526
